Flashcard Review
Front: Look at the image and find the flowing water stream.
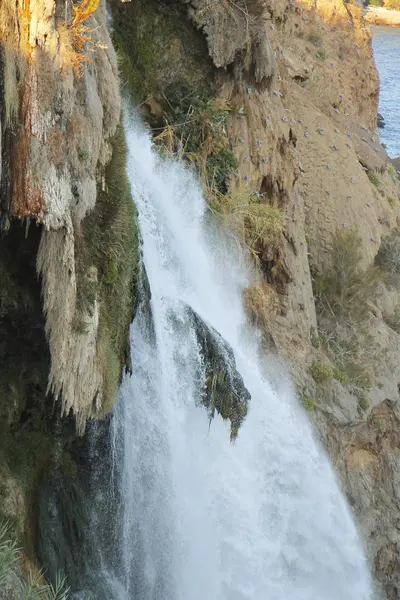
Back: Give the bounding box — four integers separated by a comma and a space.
372, 25, 400, 157
81, 119, 376, 600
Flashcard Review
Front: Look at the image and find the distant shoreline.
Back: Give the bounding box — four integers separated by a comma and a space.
391, 157, 400, 172
364, 6, 400, 26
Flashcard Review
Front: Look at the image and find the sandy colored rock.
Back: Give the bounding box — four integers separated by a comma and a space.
364, 7, 400, 27
0, 0, 129, 429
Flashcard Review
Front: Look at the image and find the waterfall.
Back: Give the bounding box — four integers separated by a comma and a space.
83, 120, 374, 600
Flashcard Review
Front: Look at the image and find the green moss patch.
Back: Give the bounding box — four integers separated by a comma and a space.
111, 0, 211, 103
76, 123, 139, 415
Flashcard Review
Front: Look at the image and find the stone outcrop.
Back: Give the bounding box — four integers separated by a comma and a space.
0, 0, 138, 432
184, 0, 276, 83
189, 307, 251, 440
0, 0, 137, 583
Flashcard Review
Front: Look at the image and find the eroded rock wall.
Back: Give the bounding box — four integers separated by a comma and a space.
0, 0, 138, 432
0, 0, 138, 577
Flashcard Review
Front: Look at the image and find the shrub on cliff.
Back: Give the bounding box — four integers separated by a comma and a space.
383, 0, 400, 9
375, 230, 400, 277
153, 88, 237, 198
313, 230, 382, 389
0, 521, 70, 600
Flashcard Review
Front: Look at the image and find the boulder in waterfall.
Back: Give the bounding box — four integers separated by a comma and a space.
188, 308, 251, 440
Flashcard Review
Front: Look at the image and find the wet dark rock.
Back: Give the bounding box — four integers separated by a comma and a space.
188, 308, 251, 440
377, 113, 385, 129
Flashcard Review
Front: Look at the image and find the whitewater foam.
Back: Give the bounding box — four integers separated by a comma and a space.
108, 120, 374, 600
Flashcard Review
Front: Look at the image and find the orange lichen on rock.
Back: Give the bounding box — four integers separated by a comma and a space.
57, 0, 101, 75
10, 64, 46, 220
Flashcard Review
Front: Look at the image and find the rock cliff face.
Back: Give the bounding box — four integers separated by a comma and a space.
1, 0, 400, 597
0, 0, 137, 581
1, 0, 138, 432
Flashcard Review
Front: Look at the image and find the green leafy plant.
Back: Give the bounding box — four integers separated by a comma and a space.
310, 326, 322, 349
358, 394, 371, 412
302, 394, 316, 411
310, 363, 335, 384
153, 89, 237, 197
310, 363, 348, 385
316, 49, 327, 60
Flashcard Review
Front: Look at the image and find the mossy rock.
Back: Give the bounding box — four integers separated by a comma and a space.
110, 0, 212, 104
189, 307, 250, 440
76, 122, 140, 412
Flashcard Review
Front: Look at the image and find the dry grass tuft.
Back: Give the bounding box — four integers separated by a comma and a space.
72, 0, 101, 28
58, 0, 100, 75
313, 230, 385, 389
211, 187, 285, 256
0, 0, 18, 43
0, 521, 70, 599
243, 280, 280, 330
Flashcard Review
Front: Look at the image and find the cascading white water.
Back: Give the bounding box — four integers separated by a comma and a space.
114, 119, 375, 600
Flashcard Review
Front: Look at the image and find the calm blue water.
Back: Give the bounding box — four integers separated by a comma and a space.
372, 25, 400, 158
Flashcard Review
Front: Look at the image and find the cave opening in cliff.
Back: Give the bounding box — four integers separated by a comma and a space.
0, 220, 49, 430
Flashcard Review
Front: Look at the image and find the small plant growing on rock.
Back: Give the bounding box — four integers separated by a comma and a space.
302, 394, 316, 411
310, 363, 348, 385
368, 171, 382, 187
308, 32, 323, 46
311, 362, 335, 383
313, 230, 383, 388
310, 326, 322, 349
59, 0, 100, 75
358, 394, 371, 412
0, 521, 70, 599
243, 280, 280, 329
333, 368, 349, 385
209, 188, 285, 255
375, 230, 400, 277
298, 386, 316, 411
